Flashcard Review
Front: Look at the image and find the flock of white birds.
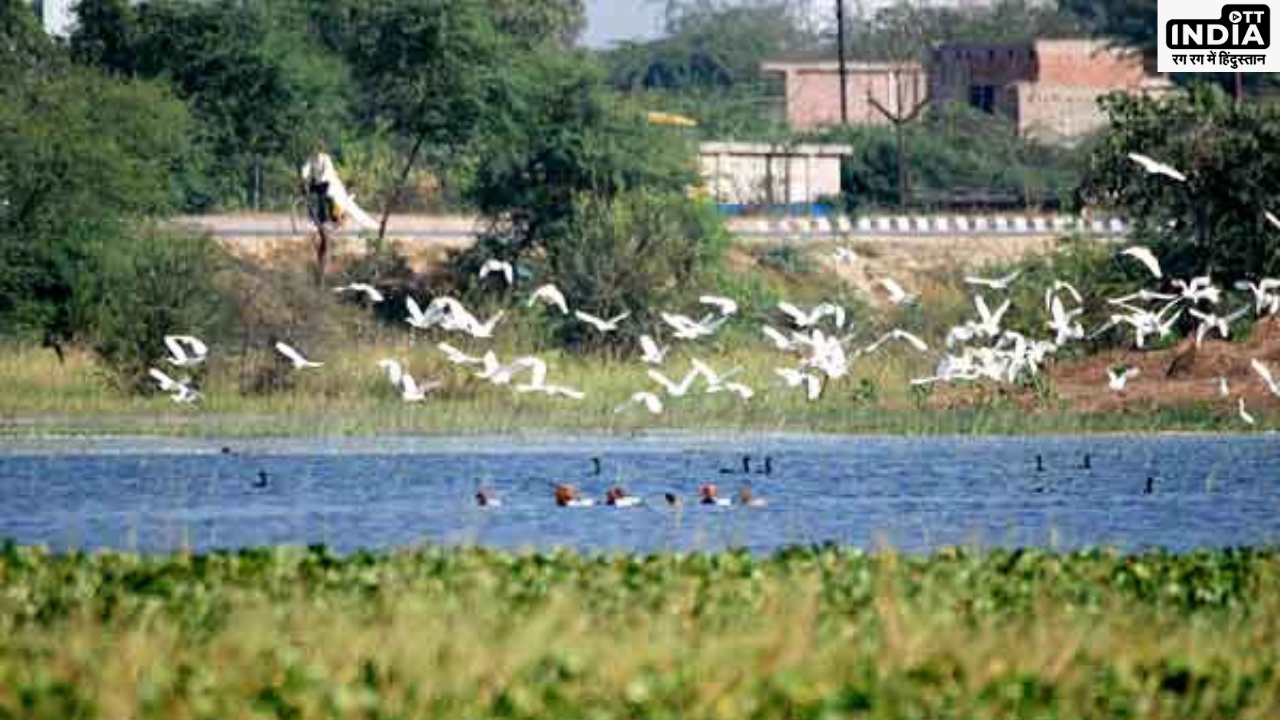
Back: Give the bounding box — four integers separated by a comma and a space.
147, 152, 1280, 426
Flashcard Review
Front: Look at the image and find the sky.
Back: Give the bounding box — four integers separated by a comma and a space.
583, 0, 666, 48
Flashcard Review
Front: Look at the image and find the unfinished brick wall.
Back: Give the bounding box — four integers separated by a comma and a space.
762, 63, 927, 131
1032, 40, 1148, 89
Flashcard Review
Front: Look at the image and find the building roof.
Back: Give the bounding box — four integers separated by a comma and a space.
761, 60, 924, 75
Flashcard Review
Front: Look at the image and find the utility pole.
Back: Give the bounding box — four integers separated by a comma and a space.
867, 87, 929, 208
836, 0, 848, 124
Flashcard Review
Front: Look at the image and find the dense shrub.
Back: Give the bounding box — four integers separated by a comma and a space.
81, 227, 233, 391
539, 190, 729, 352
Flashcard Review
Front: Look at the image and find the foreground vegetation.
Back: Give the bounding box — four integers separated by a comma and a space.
2, 544, 1279, 718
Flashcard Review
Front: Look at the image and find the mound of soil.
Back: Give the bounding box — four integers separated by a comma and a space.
1049, 316, 1280, 414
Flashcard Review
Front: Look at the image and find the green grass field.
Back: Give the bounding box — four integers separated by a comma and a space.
2, 544, 1278, 719
0, 344, 1245, 437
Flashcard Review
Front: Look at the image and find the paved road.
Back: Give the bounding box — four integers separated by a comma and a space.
177, 212, 1128, 244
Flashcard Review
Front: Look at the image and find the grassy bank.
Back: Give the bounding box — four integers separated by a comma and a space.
0, 345, 1247, 437
1, 544, 1278, 718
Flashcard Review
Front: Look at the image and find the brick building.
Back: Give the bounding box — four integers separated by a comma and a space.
929, 39, 1170, 141
760, 61, 928, 131
764, 39, 1169, 142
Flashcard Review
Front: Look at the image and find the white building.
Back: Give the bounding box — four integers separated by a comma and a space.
699, 142, 852, 211
26, 0, 75, 36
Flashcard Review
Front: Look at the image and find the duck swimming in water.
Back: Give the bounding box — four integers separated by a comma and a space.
555, 484, 595, 507
720, 455, 751, 474
664, 492, 682, 507
605, 486, 642, 507
699, 484, 731, 506
737, 484, 767, 507
476, 488, 501, 507
253, 470, 269, 489
755, 456, 773, 476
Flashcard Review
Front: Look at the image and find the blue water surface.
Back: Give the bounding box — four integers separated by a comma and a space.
1, 434, 1277, 554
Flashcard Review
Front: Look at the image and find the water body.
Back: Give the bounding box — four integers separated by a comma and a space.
1, 434, 1277, 554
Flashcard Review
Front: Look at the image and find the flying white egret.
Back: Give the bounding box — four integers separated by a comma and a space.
1235, 279, 1280, 316
690, 358, 743, 390
775, 367, 823, 401
1266, 211, 1280, 230
699, 295, 739, 316
876, 277, 917, 305
163, 335, 208, 368
1047, 280, 1084, 305
648, 367, 702, 397
465, 312, 505, 339
575, 310, 631, 333
377, 358, 404, 387
1127, 152, 1187, 183
478, 259, 515, 286
1172, 276, 1220, 305
710, 381, 754, 401
1108, 366, 1138, 392
964, 270, 1021, 291
275, 342, 323, 369
333, 283, 384, 304
638, 335, 669, 365
863, 329, 929, 354
148, 368, 199, 404
1251, 358, 1280, 396
1216, 376, 1230, 398
1047, 296, 1085, 345
400, 373, 441, 402
661, 312, 727, 340
526, 284, 569, 314
438, 343, 483, 367
777, 301, 846, 329
973, 295, 1011, 338
148, 368, 187, 392
615, 391, 664, 415
1239, 398, 1257, 426
1120, 246, 1163, 279
762, 325, 800, 352
1187, 307, 1249, 346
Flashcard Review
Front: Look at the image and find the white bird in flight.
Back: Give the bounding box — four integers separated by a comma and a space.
775, 367, 823, 401
526, 284, 569, 314
301, 152, 379, 230
876, 277, 917, 305
1239, 398, 1256, 426
333, 283, 384, 304
438, 343, 484, 367
1108, 366, 1138, 392
1251, 358, 1280, 396
639, 335, 669, 365
148, 368, 200, 404
615, 391, 664, 415
648, 367, 702, 397
863, 329, 929, 354
699, 295, 739, 316
1187, 307, 1248, 347
964, 270, 1020, 291
1128, 152, 1187, 183
400, 372, 441, 402
575, 310, 630, 333
1120, 246, 1163, 279
275, 341, 323, 370
661, 312, 727, 340
377, 358, 404, 387
778, 301, 845, 330
163, 335, 208, 368
479, 259, 514, 286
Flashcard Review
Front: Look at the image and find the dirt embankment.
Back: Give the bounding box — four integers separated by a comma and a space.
1048, 317, 1280, 415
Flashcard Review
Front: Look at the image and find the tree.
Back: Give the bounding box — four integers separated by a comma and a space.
489, 0, 585, 48
0, 61, 197, 355
1081, 86, 1280, 280
346, 0, 504, 242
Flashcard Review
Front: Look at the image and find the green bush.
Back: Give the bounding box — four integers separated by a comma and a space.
81, 227, 233, 391
540, 190, 729, 353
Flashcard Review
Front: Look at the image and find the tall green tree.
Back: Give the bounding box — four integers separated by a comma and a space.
0, 59, 196, 355
1082, 86, 1280, 279
346, 0, 504, 239
490, 0, 585, 48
